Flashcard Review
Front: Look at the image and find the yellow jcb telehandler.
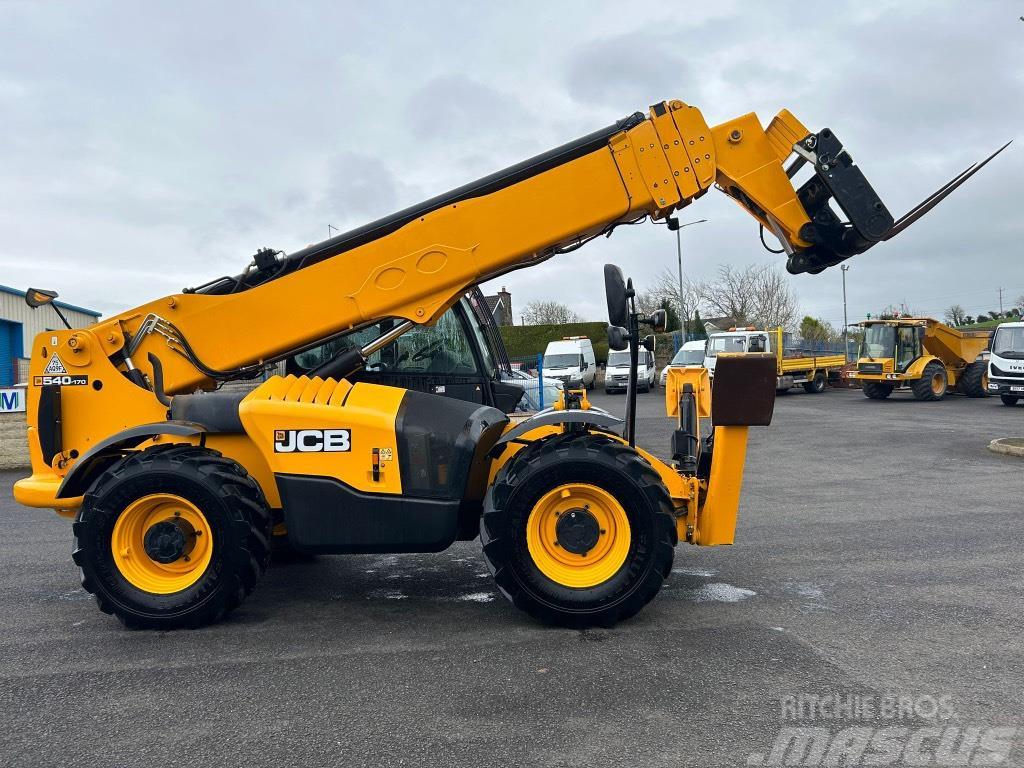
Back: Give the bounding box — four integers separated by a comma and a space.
13, 99, 1003, 629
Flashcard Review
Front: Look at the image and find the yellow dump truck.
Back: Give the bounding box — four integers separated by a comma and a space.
853, 318, 990, 401
705, 327, 845, 394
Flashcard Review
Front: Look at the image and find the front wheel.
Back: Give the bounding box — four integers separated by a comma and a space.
912, 361, 948, 401
1002, 394, 1020, 407
73, 445, 272, 629
862, 381, 893, 400
481, 433, 676, 627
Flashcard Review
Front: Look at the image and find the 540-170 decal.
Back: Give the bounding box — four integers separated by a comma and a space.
274, 429, 352, 453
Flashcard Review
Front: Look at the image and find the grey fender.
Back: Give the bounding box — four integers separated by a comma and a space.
490, 407, 623, 455
57, 421, 208, 499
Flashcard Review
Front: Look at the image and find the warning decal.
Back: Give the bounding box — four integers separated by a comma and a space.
43, 355, 68, 375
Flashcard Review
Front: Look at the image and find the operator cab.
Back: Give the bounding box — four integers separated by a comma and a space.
287, 289, 526, 413
857, 321, 923, 373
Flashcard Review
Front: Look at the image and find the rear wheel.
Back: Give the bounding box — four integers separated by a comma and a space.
862, 381, 893, 400
912, 361, 947, 401
959, 362, 989, 398
481, 433, 676, 627
803, 371, 827, 394
73, 445, 272, 629
1002, 394, 1020, 407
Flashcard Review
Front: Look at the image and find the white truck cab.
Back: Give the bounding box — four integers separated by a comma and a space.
605, 348, 657, 393
542, 336, 597, 390
703, 329, 771, 376
988, 321, 1024, 406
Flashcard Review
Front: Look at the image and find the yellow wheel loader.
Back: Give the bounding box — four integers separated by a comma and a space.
853, 318, 992, 401
13, 99, 1002, 629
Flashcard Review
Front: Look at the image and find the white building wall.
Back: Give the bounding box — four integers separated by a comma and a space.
0, 287, 100, 350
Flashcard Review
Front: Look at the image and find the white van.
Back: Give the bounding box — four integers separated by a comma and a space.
988, 321, 1024, 406
605, 348, 657, 393
660, 339, 707, 386
542, 337, 597, 389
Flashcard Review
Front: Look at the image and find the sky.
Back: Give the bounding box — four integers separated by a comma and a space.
1, 1, 1021, 330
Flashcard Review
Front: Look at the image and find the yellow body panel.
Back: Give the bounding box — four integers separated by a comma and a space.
664, 367, 711, 418
240, 376, 404, 495
695, 426, 748, 546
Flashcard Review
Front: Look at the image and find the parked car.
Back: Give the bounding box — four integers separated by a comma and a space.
660, 339, 708, 386
542, 337, 597, 389
605, 348, 657, 393
501, 369, 563, 411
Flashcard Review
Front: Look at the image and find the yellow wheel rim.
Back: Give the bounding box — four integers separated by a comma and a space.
931, 372, 944, 394
526, 483, 631, 588
110, 494, 213, 594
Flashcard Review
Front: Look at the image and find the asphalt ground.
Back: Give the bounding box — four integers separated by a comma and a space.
1, 387, 1021, 767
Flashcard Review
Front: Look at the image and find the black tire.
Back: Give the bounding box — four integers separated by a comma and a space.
862, 381, 893, 400
481, 433, 676, 628
802, 371, 827, 394
912, 361, 948, 401
73, 444, 272, 630
959, 362, 989, 398
1002, 394, 1020, 407
776, 387, 789, 396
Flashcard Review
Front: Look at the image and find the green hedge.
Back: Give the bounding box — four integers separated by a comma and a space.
499, 322, 609, 363
498, 324, 677, 366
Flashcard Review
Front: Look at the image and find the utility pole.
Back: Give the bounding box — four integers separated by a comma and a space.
841, 264, 850, 361
998, 286, 1004, 315
664, 217, 707, 344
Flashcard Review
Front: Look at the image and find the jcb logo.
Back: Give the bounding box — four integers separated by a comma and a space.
274, 429, 352, 453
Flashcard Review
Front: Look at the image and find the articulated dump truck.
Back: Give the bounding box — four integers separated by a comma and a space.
13, 99, 1003, 629
854, 318, 991, 401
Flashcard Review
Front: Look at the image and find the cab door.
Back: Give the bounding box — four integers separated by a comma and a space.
895, 326, 921, 372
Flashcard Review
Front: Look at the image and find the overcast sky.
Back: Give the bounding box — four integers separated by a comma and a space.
1, 1, 1021, 329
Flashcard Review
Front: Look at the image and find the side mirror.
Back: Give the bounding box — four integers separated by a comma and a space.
25, 287, 58, 308
641, 334, 656, 352
607, 325, 629, 351
646, 309, 667, 333
604, 264, 628, 328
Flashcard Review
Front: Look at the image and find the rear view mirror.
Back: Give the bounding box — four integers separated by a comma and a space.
604, 264, 628, 328
607, 325, 628, 351
647, 309, 667, 333
25, 287, 58, 308
641, 334, 655, 352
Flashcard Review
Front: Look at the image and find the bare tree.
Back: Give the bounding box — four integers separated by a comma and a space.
693, 263, 799, 330
944, 304, 968, 326
521, 300, 580, 325
643, 267, 702, 329
1016, 295, 1024, 312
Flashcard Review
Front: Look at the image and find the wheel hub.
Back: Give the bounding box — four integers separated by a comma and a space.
555, 507, 601, 555
143, 518, 196, 564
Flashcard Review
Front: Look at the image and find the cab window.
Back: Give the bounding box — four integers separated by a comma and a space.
291, 304, 481, 376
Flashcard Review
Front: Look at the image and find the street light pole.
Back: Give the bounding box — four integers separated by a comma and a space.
665, 217, 707, 345
841, 264, 850, 361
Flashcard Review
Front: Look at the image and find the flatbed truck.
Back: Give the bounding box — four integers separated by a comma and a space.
704, 327, 844, 394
